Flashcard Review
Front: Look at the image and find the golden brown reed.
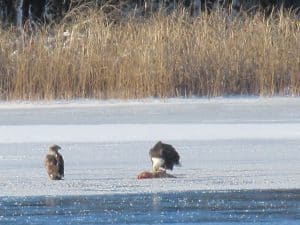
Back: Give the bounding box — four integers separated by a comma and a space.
0, 9, 300, 100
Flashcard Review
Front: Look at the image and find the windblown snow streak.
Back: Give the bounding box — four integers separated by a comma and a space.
0, 123, 300, 143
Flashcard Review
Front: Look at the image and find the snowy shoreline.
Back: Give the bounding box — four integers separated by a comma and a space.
0, 97, 299, 109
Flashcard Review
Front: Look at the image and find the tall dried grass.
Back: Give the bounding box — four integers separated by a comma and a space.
0, 9, 300, 100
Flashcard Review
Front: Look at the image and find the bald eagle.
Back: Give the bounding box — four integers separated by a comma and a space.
149, 141, 180, 172
44, 144, 64, 180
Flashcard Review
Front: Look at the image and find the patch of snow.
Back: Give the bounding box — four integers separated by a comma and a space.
0, 123, 299, 143
0, 97, 299, 109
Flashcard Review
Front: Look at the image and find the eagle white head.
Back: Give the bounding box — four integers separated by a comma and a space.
48, 144, 61, 153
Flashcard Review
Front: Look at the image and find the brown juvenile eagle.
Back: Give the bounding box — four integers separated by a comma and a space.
44, 144, 64, 180
149, 141, 180, 172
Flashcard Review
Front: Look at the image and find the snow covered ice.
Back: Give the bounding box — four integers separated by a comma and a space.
0, 98, 300, 196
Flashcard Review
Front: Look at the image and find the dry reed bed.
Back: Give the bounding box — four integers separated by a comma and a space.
0, 10, 300, 100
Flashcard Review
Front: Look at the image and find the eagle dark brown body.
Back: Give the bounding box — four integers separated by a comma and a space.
44, 144, 64, 180
149, 141, 180, 172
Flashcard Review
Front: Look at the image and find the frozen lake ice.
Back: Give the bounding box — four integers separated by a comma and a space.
0, 98, 300, 196
1, 190, 300, 225
0, 98, 300, 224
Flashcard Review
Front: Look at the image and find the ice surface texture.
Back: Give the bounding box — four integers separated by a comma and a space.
1, 190, 300, 225
0, 98, 300, 196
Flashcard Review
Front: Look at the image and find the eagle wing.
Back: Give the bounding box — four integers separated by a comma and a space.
44, 154, 64, 180
161, 143, 180, 169
57, 153, 64, 178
